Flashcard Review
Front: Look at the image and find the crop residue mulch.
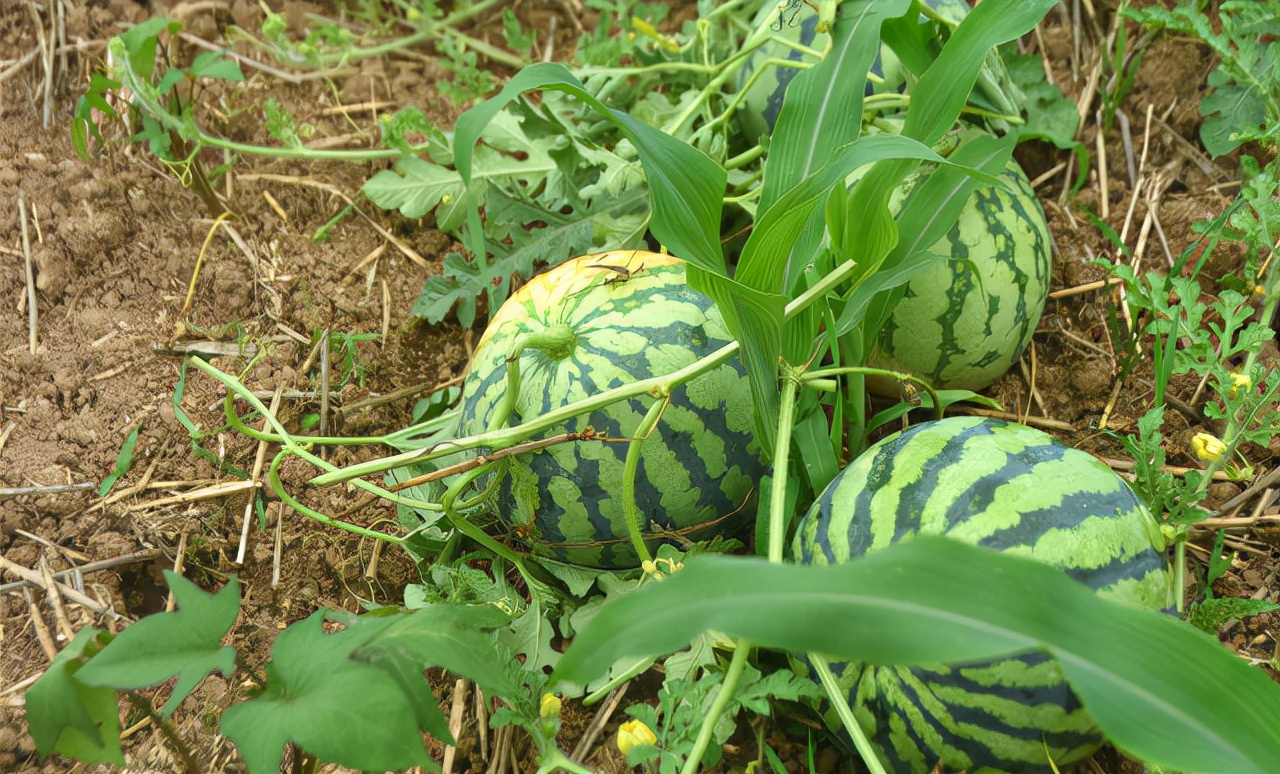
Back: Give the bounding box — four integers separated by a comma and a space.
0, 1, 1276, 772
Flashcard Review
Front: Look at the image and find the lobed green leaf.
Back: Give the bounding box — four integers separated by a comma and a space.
74, 572, 238, 717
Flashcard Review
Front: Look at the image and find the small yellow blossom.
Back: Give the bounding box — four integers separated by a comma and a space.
540, 693, 561, 719
1228, 372, 1252, 398
617, 719, 657, 755
1191, 432, 1227, 462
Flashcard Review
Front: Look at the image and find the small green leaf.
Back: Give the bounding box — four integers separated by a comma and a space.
24, 627, 125, 765
221, 611, 435, 773
99, 425, 142, 497
75, 572, 238, 717
187, 50, 245, 83
1001, 43, 1081, 148
1199, 66, 1267, 157
1189, 596, 1280, 634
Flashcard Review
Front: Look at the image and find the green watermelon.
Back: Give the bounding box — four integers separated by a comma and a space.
459, 251, 764, 569
863, 126, 1052, 392
791, 416, 1169, 773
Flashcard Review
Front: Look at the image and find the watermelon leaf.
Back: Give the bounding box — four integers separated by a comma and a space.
453, 63, 726, 276
73, 572, 238, 718
550, 537, 1280, 774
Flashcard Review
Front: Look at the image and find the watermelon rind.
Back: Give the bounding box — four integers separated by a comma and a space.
863, 132, 1053, 392
791, 416, 1170, 773
458, 251, 764, 569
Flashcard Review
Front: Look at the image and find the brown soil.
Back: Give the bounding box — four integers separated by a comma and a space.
0, 2, 1276, 773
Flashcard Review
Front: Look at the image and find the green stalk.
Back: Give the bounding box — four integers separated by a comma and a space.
809, 655, 889, 774
107, 39, 407, 162
440, 464, 527, 566
623, 395, 670, 568
679, 639, 751, 774
801, 365, 944, 422
683, 361, 803, 773
190, 357, 447, 518
267, 451, 403, 543
768, 371, 801, 563
314, 258, 860, 485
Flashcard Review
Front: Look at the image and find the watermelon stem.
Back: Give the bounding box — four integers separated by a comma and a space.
441, 463, 528, 568
802, 365, 944, 422
680, 367, 801, 773
512, 324, 578, 363
624, 394, 671, 569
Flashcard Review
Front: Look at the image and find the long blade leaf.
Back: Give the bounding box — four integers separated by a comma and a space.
551, 537, 1280, 774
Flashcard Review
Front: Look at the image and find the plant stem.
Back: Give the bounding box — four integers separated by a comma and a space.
680, 360, 803, 773
801, 365, 944, 422
267, 450, 404, 543
679, 638, 752, 774
313, 258, 860, 485
623, 395, 670, 568
808, 656, 889, 774
768, 371, 800, 563
124, 692, 203, 774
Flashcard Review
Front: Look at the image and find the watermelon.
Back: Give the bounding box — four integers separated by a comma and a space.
790, 416, 1169, 773
863, 125, 1052, 392
458, 251, 764, 569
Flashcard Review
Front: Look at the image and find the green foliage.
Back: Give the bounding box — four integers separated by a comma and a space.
624, 662, 824, 772
436, 35, 498, 104
319, 330, 380, 388
1120, 406, 1206, 525
998, 42, 1081, 149
98, 425, 141, 497
74, 572, 238, 717
552, 537, 1280, 774
26, 572, 539, 773
1188, 531, 1280, 634
25, 628, 124, 765
368, 104, 647, 325
72, 17, 244, 166
1126, 0, 1279, 155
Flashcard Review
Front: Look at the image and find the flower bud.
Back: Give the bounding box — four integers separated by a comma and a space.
1228, 372, 1251, 398
1191, 432, 1226, 462
540, 693, 561, 719
617, 719, 657, 755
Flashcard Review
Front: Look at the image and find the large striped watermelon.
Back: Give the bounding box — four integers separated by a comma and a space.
863, 125, 1052, 392
791, 416, 1169, 773
459, 251, 763, 569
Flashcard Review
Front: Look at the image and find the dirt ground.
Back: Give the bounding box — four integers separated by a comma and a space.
0, 1, 1276, 773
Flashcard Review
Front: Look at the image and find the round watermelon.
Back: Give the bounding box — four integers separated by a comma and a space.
790, 416, 1169, 773
863, 125, 1052, 392
458, 251, 764, 569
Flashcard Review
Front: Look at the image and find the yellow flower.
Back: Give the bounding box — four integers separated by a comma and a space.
1191, 432, 1227, 462
617, 719, 657, 755
1228, 372, 1252, 398
539, 693, 561, 719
